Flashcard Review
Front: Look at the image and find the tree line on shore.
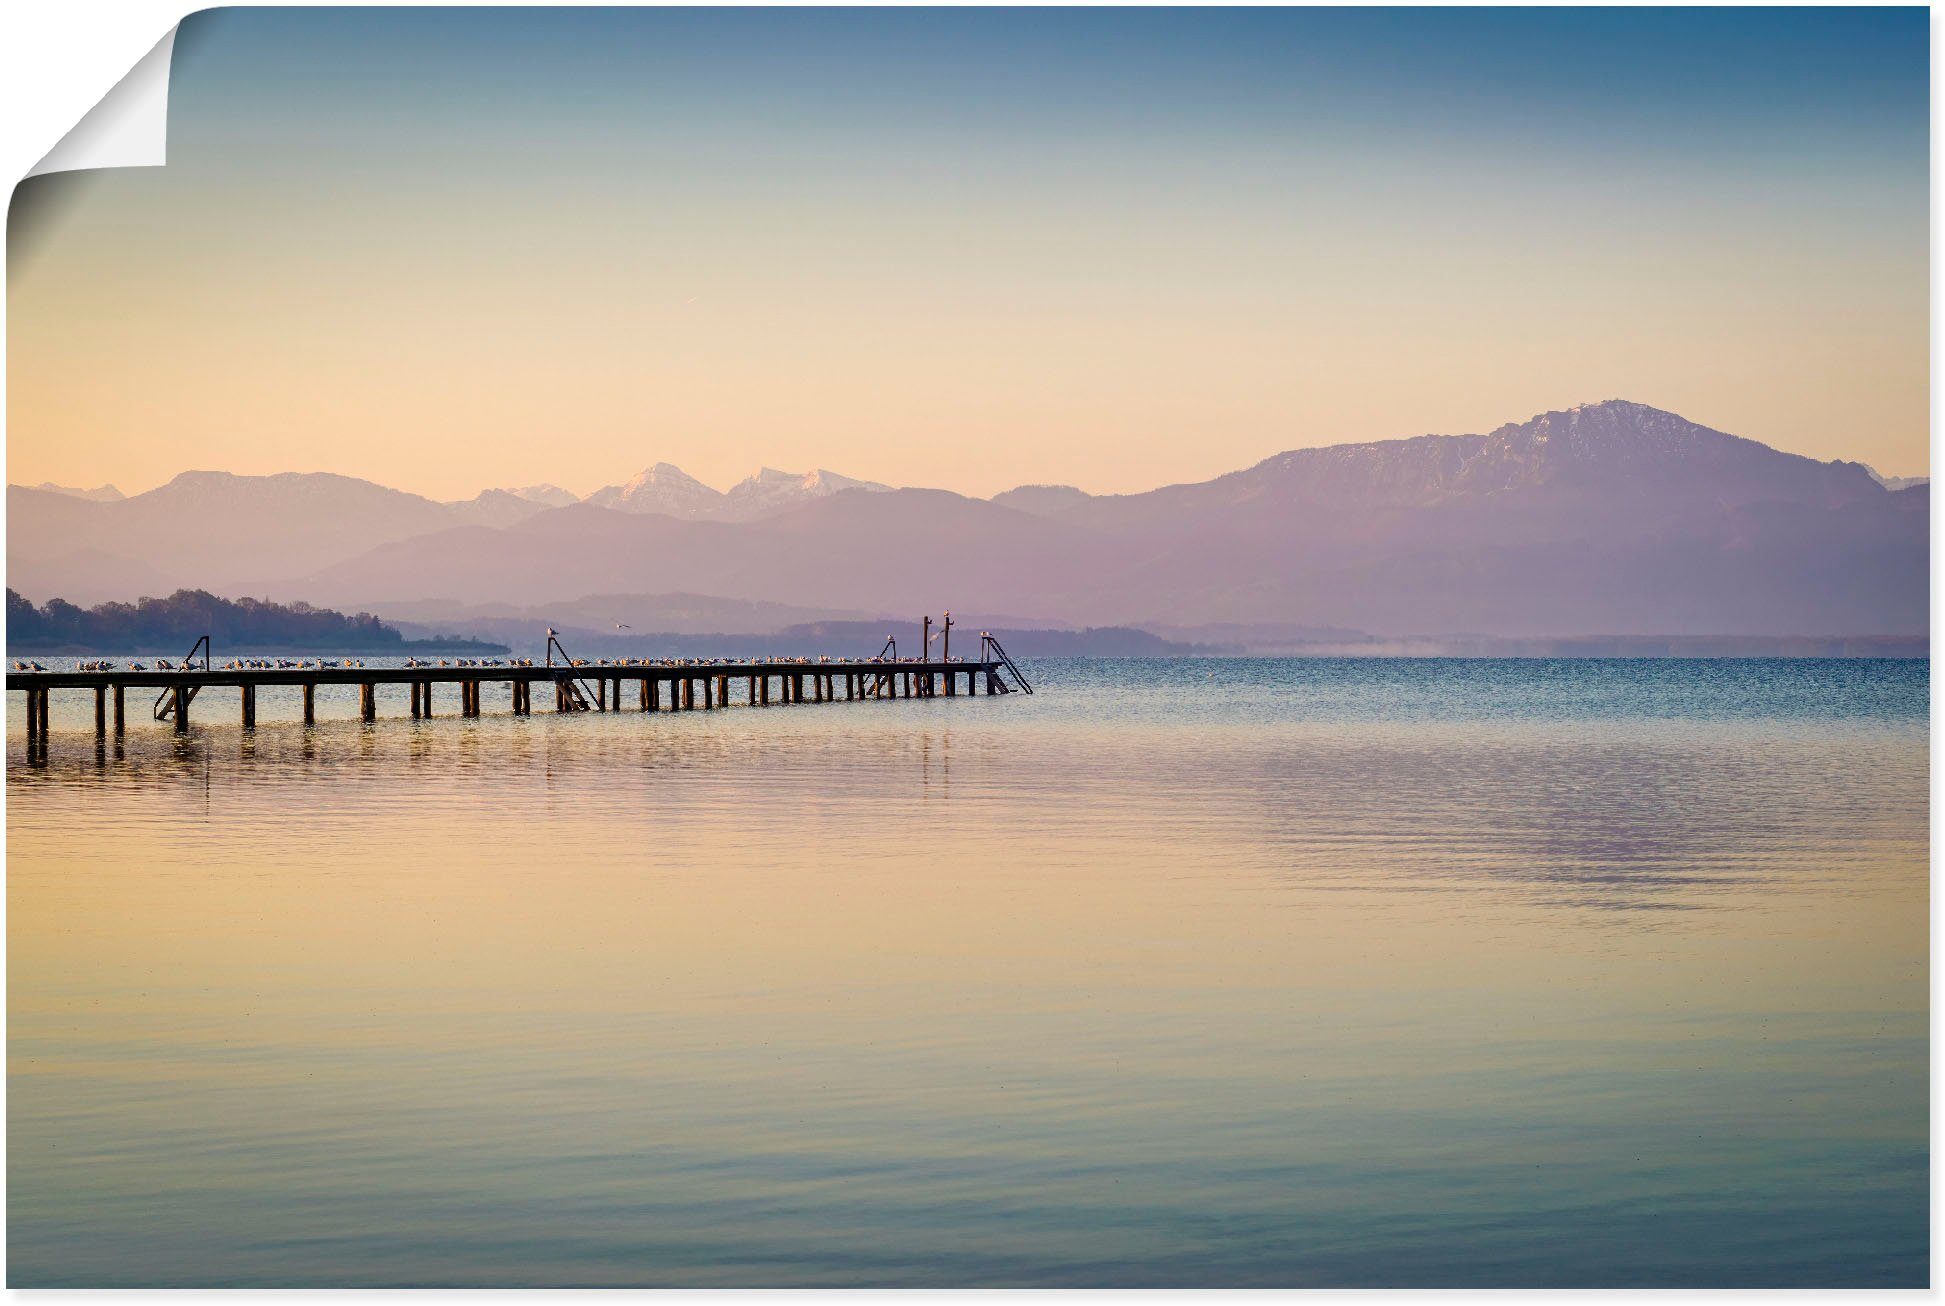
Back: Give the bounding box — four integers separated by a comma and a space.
6, 588, 506, 653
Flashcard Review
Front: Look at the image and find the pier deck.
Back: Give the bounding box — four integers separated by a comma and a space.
8, 657, 1016, 754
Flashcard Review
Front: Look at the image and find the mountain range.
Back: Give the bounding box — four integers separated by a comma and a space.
9, 402, 1927, 637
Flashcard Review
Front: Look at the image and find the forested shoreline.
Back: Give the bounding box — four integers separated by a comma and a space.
6, 589, 507, 654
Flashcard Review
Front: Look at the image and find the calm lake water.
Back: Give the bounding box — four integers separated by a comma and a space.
8, 657, 1928, 1286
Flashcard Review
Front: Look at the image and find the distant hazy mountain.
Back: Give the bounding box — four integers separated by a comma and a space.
296, 489, 1097, 613
1000, 401, 1923, 635
575, 459, 894, 521
11, 402, 1928, 637
990, 484, 1094, 517
586, 462, 727, 518
9, 471, 458, 601
585, 463, 895, 521
368, 590, 880, 637
723, 467, 892, 519
1864, 465, 1930, 493
444, 488, 553, 528
504, 483, 579, 508
32, 482, 124, 502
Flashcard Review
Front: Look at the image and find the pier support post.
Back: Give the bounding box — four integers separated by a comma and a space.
173, 684, 190, 733
25, 688, 39, 741
113, 684, 125, 734
648, 678, 661, 711
240, 685, 256, 729
303, 682, 316, 723
360, 682, 376, 722
411, 682, 422, 718
95, 686, 107, 735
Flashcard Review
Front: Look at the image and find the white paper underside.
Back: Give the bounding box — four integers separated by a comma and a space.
26, 25, 177, 178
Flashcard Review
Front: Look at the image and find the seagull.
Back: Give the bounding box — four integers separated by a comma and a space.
616, 623, 631, 630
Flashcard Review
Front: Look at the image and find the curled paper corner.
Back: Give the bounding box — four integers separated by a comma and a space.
26, 25, 179, 179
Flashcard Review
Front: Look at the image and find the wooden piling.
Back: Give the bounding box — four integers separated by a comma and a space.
113, 684, 125, 734
360, 682, 376, 723
240, 685, 256, 729
94, 686, 107, 734
303, 682, 316, 723
172, 684, 190, 733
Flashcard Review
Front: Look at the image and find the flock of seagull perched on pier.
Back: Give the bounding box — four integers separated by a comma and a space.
17, 653, 975, 673
15, 657, 381, 672
10, 630, 1030, 757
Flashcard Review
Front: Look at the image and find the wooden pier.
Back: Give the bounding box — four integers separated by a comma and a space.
8, 656, 1024, 757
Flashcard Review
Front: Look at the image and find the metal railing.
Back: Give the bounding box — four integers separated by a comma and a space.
153, 634, 211, 720
981, 633, 1032, 693
544, 631, 598, 710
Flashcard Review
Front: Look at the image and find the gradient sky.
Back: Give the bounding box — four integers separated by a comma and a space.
8, 6, 1929, 501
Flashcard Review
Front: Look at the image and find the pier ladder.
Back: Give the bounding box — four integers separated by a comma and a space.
980, 633, 1032, 693
153, 635, 211, 721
